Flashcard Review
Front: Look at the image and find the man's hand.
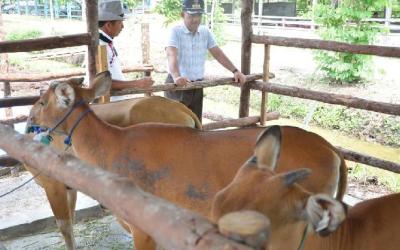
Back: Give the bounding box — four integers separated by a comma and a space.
234, 71, 247, 86
136, 77, 154, 88
174, 76, 190, 86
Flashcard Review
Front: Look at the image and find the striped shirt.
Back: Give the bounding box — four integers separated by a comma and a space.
166, 24, 217, 81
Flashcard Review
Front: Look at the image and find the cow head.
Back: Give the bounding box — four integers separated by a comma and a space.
28, 71, 112, 133
211, 126, 346, 249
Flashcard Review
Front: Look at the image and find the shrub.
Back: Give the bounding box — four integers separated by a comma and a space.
313, 1, 386, 84
6, 29, 42, 41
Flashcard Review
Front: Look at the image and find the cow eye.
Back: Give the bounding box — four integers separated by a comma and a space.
39, 101, 45, 106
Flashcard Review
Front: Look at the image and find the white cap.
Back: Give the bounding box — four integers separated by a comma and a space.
98, 0, 125, 21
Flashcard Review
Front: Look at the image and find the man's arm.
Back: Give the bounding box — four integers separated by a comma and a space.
166, 46, 189, 86
111, 77, 153, 90
209, 46, 246, 85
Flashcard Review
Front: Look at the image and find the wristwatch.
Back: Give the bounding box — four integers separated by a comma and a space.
232, 68, 238, 74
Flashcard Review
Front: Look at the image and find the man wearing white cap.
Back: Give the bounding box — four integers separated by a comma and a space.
98, 0, 153, 95
165, 0, 246, 121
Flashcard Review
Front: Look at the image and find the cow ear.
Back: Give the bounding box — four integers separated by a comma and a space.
80, 71, 112, 102
305, 194, 346, 236
66, 77, 85, 87
254, 125, 282, 170
54, 83, 75, 108
91, 71, 112, 98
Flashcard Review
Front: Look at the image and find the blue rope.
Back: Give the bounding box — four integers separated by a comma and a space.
64, 108, 93, 146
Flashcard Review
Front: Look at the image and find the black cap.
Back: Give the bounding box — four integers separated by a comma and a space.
182, 0, 204, 14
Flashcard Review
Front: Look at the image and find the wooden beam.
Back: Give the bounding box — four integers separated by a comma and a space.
85, 0, 98, 82
0, 124, 253, 250
251, 35, 400, 58
0, 155, 19, 167
0, 66, 153, 82
0, 33, 91, 53
112, 74, 263, 96
0, 96, 39, 108
338, 147, 400, 174
260, 45, 270, 126
239, 0, 254, 118
0, 115, 28, 125
203, 112, 280, 130
250, 81, 400, 116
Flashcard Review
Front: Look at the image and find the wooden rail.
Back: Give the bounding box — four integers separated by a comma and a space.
111, 74, 263, 95
249, 81, 400, 116
0, 33, 91, 53
0, 65, 153, 82
0, 124, 253, 250
203, 111, 280, 130
251, 35, 400, 58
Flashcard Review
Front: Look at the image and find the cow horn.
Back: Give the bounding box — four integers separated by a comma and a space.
284, 168, 311, 187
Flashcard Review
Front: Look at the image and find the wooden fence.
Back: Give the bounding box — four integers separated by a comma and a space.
0, 124, 258, 250
239, 0, 400, 174
225, 14, 400, 33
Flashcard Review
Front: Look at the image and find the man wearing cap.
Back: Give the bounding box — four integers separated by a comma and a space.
165, 0, 246, 121
98, 0, 153, 98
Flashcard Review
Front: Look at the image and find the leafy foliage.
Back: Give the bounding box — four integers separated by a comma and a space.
155, 0, 182, 25
312, 0, 387, 84
6, 30, 42, 41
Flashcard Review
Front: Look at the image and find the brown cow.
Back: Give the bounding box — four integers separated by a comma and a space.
28, 72, 346, 250
212, 126, 399, 250
24, 73, 202, 250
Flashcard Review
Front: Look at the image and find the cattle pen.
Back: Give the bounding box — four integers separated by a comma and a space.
0, 0, 400, 249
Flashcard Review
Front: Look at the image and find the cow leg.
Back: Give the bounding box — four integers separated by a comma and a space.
67, 188, 77, 222
130, 225, 156, 250
116, 217, 131, 232
44, 183, 76, 250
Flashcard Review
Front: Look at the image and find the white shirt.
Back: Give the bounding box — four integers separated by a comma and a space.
99, 30, 125, 81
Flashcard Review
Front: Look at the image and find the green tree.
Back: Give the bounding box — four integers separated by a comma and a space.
313, 0, 387, 84
155, 0, 182, 25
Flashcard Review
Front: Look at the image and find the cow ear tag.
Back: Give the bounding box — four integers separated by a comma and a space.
33, 131, 53, 145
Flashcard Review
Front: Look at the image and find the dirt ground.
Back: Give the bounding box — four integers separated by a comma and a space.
0, 14, 399, 249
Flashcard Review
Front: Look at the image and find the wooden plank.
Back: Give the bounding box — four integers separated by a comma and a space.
0, 124, 253, 250
96, 45, 110, 103
0, 66, 153, 82
203, 112, 280, 130
0, 115, 28, 125
85, 0, 98, 82
260, 44, 270, 126
239, 0, 254, 118
0, 33, 91, 53
338, 147, 400, 174
112, 74, 263, 96
250, 81, 400, 116
251, 35, 400, 58
0, 96, 39, 108
0, 155, 19, 167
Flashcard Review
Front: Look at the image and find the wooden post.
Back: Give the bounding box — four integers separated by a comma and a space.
96, 45, 110, 103
85, 0, 98, 83
0, 10, 12, 127
141, 23, 150, 66
141, 22, 152, 97
239, 0, 254, 118
260, 44, 270, 126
